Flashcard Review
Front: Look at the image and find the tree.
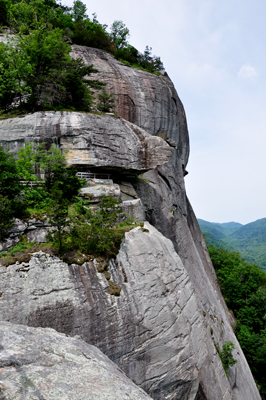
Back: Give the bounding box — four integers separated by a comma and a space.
110, 20, 129, 50
16, 142, 37, 181
0, 146, 22, 199
72, 17, 114, 51
69, 195, 123, 257
97, 88, 115, 112
0, 0, 8, 26
0, 0, 96, 112
0, 41, 32, 111
37, 143, 82, 200
219, 341, 238, 370
0, 195, 13, 240
72, 0, 87, 22
98, 195, 122, 229
8, 0, 58, 33
47, 185, 70, 254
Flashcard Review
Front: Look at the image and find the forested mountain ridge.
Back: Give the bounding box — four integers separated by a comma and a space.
199, 217, 266, 270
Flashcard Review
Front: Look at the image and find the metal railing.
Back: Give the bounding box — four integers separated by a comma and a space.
76, 172, 111, 180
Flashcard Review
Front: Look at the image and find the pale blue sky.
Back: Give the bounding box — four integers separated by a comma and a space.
62, 0, 266, 224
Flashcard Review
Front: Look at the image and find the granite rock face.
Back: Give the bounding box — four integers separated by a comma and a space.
0, 224, 207, 399
0, 322, 152, 400
0, 45, 261, 400
0, 112, 172, 173
0, 223, 260, 400
70, 45, 189, 168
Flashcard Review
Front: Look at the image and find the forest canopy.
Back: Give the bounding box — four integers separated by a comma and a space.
208, 245, 266, 396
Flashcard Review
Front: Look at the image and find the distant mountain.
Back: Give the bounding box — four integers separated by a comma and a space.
202, 232, 238, 252
230, 218, 266, 241
198, 219, 242, 238
198, 218, 266, 271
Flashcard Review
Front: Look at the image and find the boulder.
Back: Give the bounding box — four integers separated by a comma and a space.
0, 321, 152, 400
122, 199, 145, 221
80, 182, 121, 201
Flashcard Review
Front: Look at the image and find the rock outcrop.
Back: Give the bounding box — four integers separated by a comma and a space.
0, 224, 206, 399
0, 112, 172, 173
0, 45, 261, 400
0, 218, 49, 252
0, 222, 260, 400
0, 322, 153, 400
70, 45, 189, 168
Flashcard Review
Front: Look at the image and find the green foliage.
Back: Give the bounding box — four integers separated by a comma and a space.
22, 186, 51, 209
69, 195, 124, 257
0, 146, 22, 199
72, 16, 114, 51
46, 185, 70, 254
1, 0, 165, 114
0, 236, 54, 266
18, 27, 94, 111
208, 245, 266, 394
0, 0, 8, 26
72, 0, 87, 23
199, 218, 266, 270
35, 143, 82, 200
0, 143, 81, 221
114, 44, 164, 74
0, 0, 97, 113
138, 46, 164, 73
215, 341, 237, 376
0, 195, 13, 240
97, 89, 115, 112
16, 142, 37, 181
0, 40, 32, 111
110, 20, 129, 50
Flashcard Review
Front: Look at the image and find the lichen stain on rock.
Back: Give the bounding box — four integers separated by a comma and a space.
27, 300, 75, 334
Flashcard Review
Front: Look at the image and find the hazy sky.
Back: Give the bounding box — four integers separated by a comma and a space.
62, 0, 266, 224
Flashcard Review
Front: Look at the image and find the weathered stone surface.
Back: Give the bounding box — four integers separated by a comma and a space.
122, 199, 145, 221
0, 225, 206, 399
132, 163, 260, 400
80, 182, 121, 201
0, 218, 50, 248
0, 322, 152, 400
0, 237, 19, 252
71, 45, 189, 167
0, 111, 173, 173
0, 222, 259, 399
118, 181, 139, 200
7, 218, 27, 236
26, 227, 49, 243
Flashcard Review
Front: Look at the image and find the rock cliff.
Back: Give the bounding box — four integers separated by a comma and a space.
0, 46, 261, 399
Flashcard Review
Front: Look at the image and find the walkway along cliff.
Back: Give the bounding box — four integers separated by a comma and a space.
0, 45, 261, 400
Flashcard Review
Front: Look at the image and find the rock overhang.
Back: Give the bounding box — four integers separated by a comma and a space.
0, 111, 173, 173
